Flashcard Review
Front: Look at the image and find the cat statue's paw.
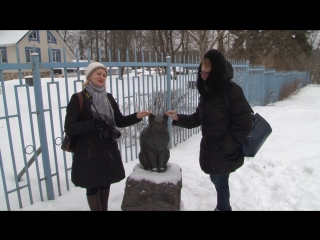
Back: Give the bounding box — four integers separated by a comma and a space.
158, 168, 166, 173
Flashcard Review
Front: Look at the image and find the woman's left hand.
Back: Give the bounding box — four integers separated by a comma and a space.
136, 110, 152, 119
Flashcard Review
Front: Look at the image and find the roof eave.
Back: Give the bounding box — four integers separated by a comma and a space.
0, 43, 16, 47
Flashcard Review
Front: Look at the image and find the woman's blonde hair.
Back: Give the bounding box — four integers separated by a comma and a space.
83, 79, 90, 89
201, 58, 211, 70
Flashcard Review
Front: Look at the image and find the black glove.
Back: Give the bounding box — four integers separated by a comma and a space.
94, 119, 109, 131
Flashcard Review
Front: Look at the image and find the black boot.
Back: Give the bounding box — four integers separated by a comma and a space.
99, 186, 110, 211
214, 205, 232, 211
87, 193, 101, 211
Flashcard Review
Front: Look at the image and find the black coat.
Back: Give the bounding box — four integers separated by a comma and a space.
64, 90, 141, 188
172, 49, 252, 175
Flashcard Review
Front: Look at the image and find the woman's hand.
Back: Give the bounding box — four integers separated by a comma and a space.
136, 110, 152, 119
165, 110, 178, 121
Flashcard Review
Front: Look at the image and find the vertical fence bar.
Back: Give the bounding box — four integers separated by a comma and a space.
31, 53, 55, 200
0, 149, 10, 210
262, 66, 266, 106
166, 56, 172, 149
245, 60, 249, 101
272, 70, 276, 104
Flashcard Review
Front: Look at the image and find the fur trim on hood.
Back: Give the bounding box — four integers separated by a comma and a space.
197, 49, 233, 100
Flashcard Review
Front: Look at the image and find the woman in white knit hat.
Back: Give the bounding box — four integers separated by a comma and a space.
64, 62, 152, 211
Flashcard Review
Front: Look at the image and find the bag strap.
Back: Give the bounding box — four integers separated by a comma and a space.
63, 92, 83, 137
82, 88, 112, 122
224, 90, 254, 116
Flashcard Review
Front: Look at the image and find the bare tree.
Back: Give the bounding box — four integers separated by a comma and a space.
131, 30, 150, 61
103, 30, 109, 61
307, 31, 320, 84
149, 30, 185, 74
59, 30, 319, 78
95, 30, 99, 61
78, 36, 85, 59
117, 30, 135, 76
186, 30, 228, 58
78, 30, 95, 60
77, 30, 104, 61
57, 30, 79, 55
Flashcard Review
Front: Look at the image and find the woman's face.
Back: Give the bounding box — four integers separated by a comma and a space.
200, 65, 211, 81
89, 68, 107, 87
200, 60, 211, 81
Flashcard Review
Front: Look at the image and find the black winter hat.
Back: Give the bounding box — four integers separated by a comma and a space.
197, 49, 233, 99
203, 49, 227, 81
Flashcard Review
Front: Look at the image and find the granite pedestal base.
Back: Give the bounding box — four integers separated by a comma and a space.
121, 162, 182, 211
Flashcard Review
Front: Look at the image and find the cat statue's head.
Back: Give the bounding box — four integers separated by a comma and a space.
149, 114, 168, 132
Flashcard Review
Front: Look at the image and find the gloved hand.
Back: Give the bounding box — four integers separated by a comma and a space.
94, 119, 109, 131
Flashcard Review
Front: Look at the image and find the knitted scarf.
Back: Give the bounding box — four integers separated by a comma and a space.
85, 82, 116, 135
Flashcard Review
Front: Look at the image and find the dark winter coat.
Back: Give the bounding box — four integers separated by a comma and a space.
64, 90, 142, 188
172, 49, 252, 175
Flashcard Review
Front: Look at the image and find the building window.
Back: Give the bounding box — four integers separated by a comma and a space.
47, 30, 57, 44
28, 30, 40, 43
49, 49, 61, 62
0, 47, 8, 63
25, 47, 41, 63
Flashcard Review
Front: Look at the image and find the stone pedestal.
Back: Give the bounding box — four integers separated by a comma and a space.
121, 162, 182, 211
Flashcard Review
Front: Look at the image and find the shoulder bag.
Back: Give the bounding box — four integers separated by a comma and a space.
61, 92, 83, 152
224, 91, 272, 157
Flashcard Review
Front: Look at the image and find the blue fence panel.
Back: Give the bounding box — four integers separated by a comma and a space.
265, 69, 276, 105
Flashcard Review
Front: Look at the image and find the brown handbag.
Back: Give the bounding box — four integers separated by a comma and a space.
61, 92, 83, 152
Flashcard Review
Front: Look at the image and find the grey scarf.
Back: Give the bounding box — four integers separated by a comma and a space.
85, 82, 116, 133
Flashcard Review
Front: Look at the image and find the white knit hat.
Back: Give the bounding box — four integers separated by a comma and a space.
85, 62, 107, 79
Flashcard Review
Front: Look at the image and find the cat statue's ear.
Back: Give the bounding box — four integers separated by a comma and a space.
163, 114, 168, 121
149, 113, 155, 120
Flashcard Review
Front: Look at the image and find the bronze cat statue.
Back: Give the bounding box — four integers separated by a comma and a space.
138, 114, 170, 173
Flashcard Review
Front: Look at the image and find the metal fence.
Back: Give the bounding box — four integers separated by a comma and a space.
0, 48, 310, 210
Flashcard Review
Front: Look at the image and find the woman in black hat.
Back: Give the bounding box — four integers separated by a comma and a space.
165, 49, 252, 211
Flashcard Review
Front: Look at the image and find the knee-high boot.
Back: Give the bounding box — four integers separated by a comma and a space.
99, 186, 110, 211
86, 193, 102, 211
